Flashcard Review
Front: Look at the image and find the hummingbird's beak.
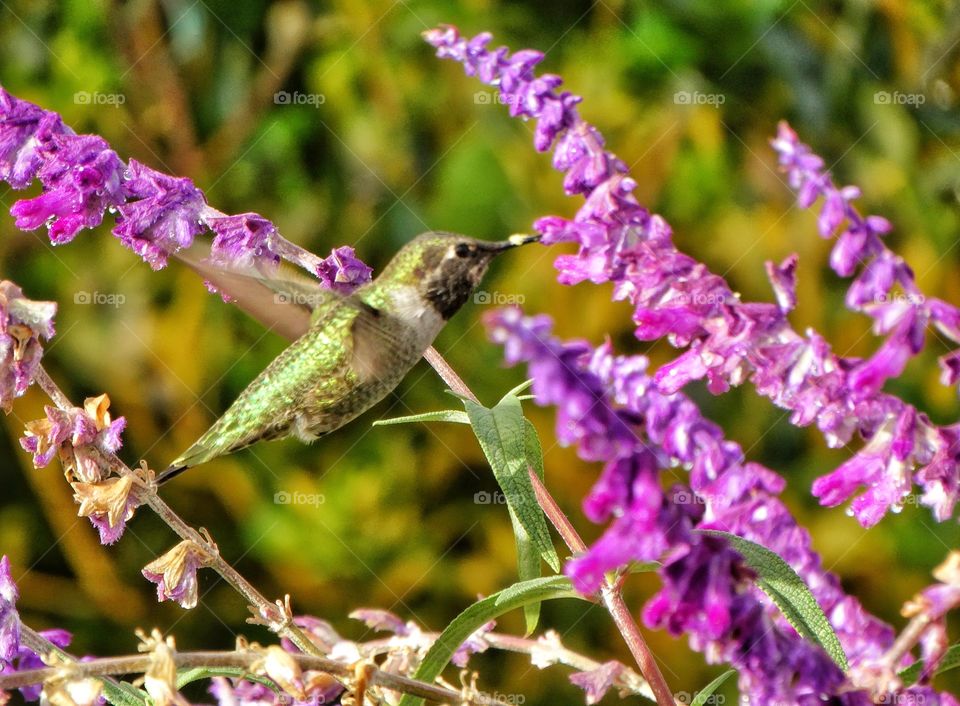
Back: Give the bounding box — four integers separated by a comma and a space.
480, 233, 541, 253
507, 233, 541, 247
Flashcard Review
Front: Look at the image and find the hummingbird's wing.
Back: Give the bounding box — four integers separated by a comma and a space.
174, 246, 320, 340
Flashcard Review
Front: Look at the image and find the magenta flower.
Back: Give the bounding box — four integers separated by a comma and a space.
208, 212, 281, 271
483, 307, 953, 703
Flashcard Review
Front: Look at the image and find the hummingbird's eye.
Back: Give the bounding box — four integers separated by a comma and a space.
454, 242, 472, 258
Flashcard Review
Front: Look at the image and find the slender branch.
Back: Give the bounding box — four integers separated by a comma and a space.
424, 346, 479, 403
10, 627, 655, 704
31, 367, 321, 657
358, 631, 652, 699
0, 646, 466, 705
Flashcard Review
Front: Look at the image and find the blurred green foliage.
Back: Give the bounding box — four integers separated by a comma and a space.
2, 0, 960, 702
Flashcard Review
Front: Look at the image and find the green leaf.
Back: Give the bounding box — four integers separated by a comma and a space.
397, 577, 582, 706
177, 667, 282, 694
373, 409, 469, 426
898, 644, 960, 686
508, 504, 541, 634
626, 560, 661, 574
700, 530, 848, 672
690, 669, 736, 706
502, 379, 535, 399
100, 680, 149, 706
464, 395, 560, 572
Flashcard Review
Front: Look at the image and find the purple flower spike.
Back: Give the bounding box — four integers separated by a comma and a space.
0, 87, 68, 188
316, 246, 373, 294
429, 28, 960, 527
0, 556, 20, 666
10, 133, 125, 243
484, 305, 907, 702
113, 159, 206, 269
0, 281, 56, 412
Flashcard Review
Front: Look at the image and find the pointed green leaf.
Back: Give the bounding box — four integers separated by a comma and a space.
699, 530, 848, 672
502, 379, 535, 399
397, 577, 582, 706
177, 668, 281, 694
898, 644, 960, 686
464, 395, 560, 572
508, 504, 541, 634
373, 409, 469, 426
690, 669, 736, 706
101, 682, 149, 706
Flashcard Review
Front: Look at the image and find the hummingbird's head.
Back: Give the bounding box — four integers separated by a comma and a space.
396, 231, 539, 320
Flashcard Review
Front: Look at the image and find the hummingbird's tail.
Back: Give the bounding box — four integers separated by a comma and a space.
154, 463, 189, 485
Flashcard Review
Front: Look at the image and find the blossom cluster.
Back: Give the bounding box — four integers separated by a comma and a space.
487, 308, 926, 704
0, 84, 371, 279
424, 27, 960, 533
771, 122, 960, 389
427, 25, 960, 704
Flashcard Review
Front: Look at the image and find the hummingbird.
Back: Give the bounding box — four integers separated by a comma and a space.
155, 231, 538, 484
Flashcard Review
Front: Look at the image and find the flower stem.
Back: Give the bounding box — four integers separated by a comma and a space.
423, 349, 675, 706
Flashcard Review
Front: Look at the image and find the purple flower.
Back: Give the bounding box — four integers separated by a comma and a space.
113, 160, 206, 269
10, 133, 125, 243
0, 556, 20, 666
0, 86, 68, 188
0, 281, 56, 412
208, 213, 281, 271
315, 246, 373, 294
